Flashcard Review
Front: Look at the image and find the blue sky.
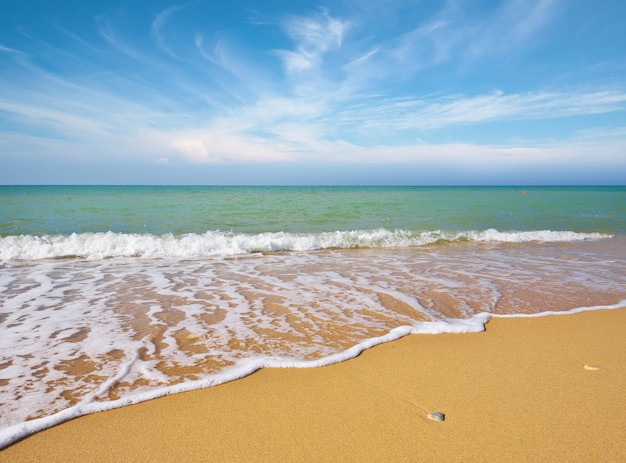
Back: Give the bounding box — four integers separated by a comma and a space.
1, 0, 625, 185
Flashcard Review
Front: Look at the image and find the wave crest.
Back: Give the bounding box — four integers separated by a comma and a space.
0, 229, 611, 260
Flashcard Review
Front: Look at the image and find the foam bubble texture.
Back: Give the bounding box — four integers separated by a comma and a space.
0, 229, 611, 260
1, 238, 624, 449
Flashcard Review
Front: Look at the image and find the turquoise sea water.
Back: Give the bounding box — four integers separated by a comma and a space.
1, 185, 625, 447
1, 185, 624, 237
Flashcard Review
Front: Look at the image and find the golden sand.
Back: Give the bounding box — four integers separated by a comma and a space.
1, 308, 625, 462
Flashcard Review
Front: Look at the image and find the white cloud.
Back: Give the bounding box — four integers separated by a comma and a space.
169, 140, 212, 162
351, 89, 626, 131
276, 9, 349, 74
375, 0, 562, 73
1, 0, 624, 183
167, 130, 295, 164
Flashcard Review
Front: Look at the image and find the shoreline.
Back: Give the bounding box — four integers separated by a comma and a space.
1, 307, 625, 462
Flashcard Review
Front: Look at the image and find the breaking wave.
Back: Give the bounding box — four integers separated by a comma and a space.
0, 228, 611, 260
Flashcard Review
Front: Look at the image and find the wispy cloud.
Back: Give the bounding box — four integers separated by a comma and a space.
275, 8, 350, 74
96, 16, 141, 59
151, 4, 187, 58
462, 0, 562, 59
351, 89, 626, 132
0, 0, 624, 179
365, 0, 563, 75
0, 44, 24, 55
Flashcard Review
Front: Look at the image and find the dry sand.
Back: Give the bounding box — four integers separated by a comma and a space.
1, 308, 625, 462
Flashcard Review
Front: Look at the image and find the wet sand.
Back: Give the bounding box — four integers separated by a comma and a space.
1, 307, 625, 462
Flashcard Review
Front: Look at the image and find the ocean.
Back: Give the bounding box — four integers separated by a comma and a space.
1, 185, 625, 447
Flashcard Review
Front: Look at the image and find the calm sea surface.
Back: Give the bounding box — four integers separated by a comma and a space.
1, 185, 624, 237
1, 185, 625, 447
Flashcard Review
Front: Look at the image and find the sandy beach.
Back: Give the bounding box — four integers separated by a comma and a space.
1, 307, 624, 462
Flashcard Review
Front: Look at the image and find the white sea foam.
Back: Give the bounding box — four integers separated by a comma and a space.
0, 228, 611, 260
0, 313, 490, 450
492, 299, 626, 318
2, 301, 625, 450
1, 238, 624, 450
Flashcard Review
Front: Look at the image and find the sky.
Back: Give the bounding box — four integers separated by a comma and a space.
1, 0, 625, 185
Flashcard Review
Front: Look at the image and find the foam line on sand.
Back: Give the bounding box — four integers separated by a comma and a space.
1, 308, 625, 462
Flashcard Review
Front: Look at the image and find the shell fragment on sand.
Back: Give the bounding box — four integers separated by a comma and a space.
427, 411, 445, 422
583, 364, 601, 371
